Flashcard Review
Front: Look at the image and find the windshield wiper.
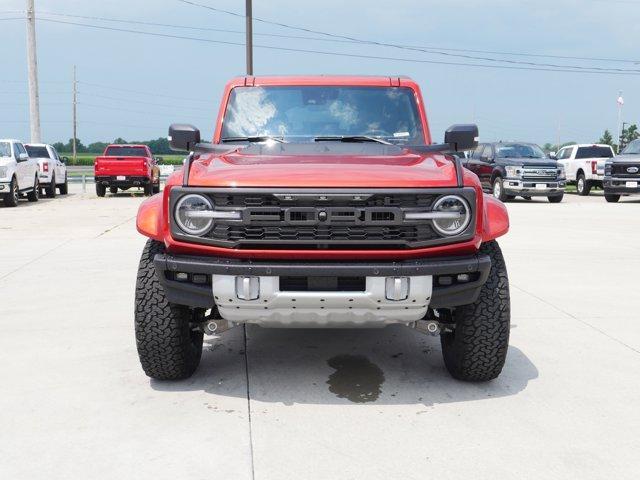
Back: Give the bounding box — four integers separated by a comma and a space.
314, 135, 390, 145
220, 136, 286, 143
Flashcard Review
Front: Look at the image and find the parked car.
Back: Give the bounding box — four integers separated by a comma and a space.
553, 144, 614, 196
25, 143, 68, 197
464, 142, 566, 202
94, 144, 160, 197
602, 138, 640, 202
0, 138, 40, 207
134, 75, 511, 383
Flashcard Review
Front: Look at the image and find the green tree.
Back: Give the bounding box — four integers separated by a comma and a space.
620, 124, 639, 151
599, 129, 614, 146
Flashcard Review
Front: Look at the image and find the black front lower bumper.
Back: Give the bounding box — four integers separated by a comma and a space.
603, 177, 640, 195
153, 252, 491, 309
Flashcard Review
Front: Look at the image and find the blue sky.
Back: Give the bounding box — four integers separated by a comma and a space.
1, 0, 639, 146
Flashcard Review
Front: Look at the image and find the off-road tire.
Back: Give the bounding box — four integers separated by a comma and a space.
548, 194, 563, 203
110, 186, 118, 194
440, 240, 510, 381
27, 177, 39, 202
135, 239, 203, 380
492, 177, 509, 202
4, 176, 19, 207
58, 175, 68, 195
46, 174, 56, 198
576, 173, 591, 196
96, 183, 106, 197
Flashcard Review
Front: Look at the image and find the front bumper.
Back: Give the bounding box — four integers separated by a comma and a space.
503, 178, 566, 196
153, 252, 491, 326
0, 181, 10, 192
603, 177, 640, 194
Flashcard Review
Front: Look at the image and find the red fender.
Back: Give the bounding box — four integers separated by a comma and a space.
136, 193, 165, 241
482, 194, 509, 242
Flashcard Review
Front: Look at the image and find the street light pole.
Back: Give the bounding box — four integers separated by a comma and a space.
72, 65, 77, 162
246, 0, 253, 75
26, 0, 42, 143
617, 91, 624, 153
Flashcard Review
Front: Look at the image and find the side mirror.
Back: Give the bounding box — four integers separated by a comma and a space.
155, 156, 164, 163
168, 124, 200, 151
18, 152, 28, 161
61, 156, 68, 164
444, 124, 479, 152
549, 151, 557, 159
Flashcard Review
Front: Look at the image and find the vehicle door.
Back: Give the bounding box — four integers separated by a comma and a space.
476, 144, 495, 189
558, 146, 575, 179
14, 142, 31, 189
464, 144, 485, 180
50, 146, 66, 181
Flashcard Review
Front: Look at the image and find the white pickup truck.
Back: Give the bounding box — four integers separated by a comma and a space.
25, 143, 68, 197
554, 144, 614, 196
0, 138, 40, 207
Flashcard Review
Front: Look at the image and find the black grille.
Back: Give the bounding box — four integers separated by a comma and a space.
612, 163, 640, 177
170, 188, 476, 250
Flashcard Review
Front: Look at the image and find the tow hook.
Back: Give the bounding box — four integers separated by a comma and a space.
200, 319, 235, 335
412, 319, 454, 336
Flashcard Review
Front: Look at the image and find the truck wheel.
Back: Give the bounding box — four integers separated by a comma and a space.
58, 175, 68, 195
492, 177, 509, 202
440, 240, 510, 381
576, 173, 591, 196
135, 240, 203, 380
144, 183, 153, 196
547, 194, 563, 203
153, 182, 160, 194
3, 176, 19, 207
605, 194, 620, 203
96, 183, 106, 197
46, 174, 57, 198
110, 186, 118, 194
27, 177, 39, 202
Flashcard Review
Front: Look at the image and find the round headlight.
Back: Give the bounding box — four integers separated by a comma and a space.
175, 194, 214, 235
432, 195, 471, 236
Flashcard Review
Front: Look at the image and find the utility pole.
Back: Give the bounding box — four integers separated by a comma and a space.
72, 65, 77, 162
26, 0, 42, 142
246, 0, 253, 75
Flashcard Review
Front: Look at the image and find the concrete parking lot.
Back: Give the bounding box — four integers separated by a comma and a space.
1, 185, 639, 480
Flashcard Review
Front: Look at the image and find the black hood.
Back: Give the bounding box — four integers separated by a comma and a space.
612, 154, 640, 163
495, 157, 558, 167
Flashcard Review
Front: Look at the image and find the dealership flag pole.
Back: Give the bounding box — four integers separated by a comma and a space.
617, 92, 624, 153
26, 0, 42, 143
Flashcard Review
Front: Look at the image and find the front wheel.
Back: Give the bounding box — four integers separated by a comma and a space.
45, 174, 56, 198
605, 194, 620, 203
3, 176, 19, 207
576, 173, 591, 196
440, 241, 510, 381
135, 240, 203, 380
27, 177, 39, 202
492, 177, 509, 202
548, 194, 563, 203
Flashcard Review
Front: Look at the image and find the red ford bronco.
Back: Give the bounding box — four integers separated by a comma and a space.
135, 76, 510, 382
94, 144, 160, 196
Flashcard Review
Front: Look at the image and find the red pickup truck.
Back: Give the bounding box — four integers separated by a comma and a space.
134, 75, 510, 383
94, 144, 160, 196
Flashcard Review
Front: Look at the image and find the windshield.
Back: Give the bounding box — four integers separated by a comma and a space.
495, 143, 546, 159
621, 139, 640, 155
25, 146, 50, 158
575, 146, 613, 159
0, 142, 10, 157
105, 146, 147, 157
220, 86, 425, 144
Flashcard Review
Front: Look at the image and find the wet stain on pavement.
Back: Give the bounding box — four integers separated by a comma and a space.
326, 354, 385, 403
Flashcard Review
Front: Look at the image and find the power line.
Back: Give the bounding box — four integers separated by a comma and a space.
78, 81, 205, 102
176, 0, 640, 72
36, 17, 640, 76
78, 101, 211, 120
78, 92, 213, 111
